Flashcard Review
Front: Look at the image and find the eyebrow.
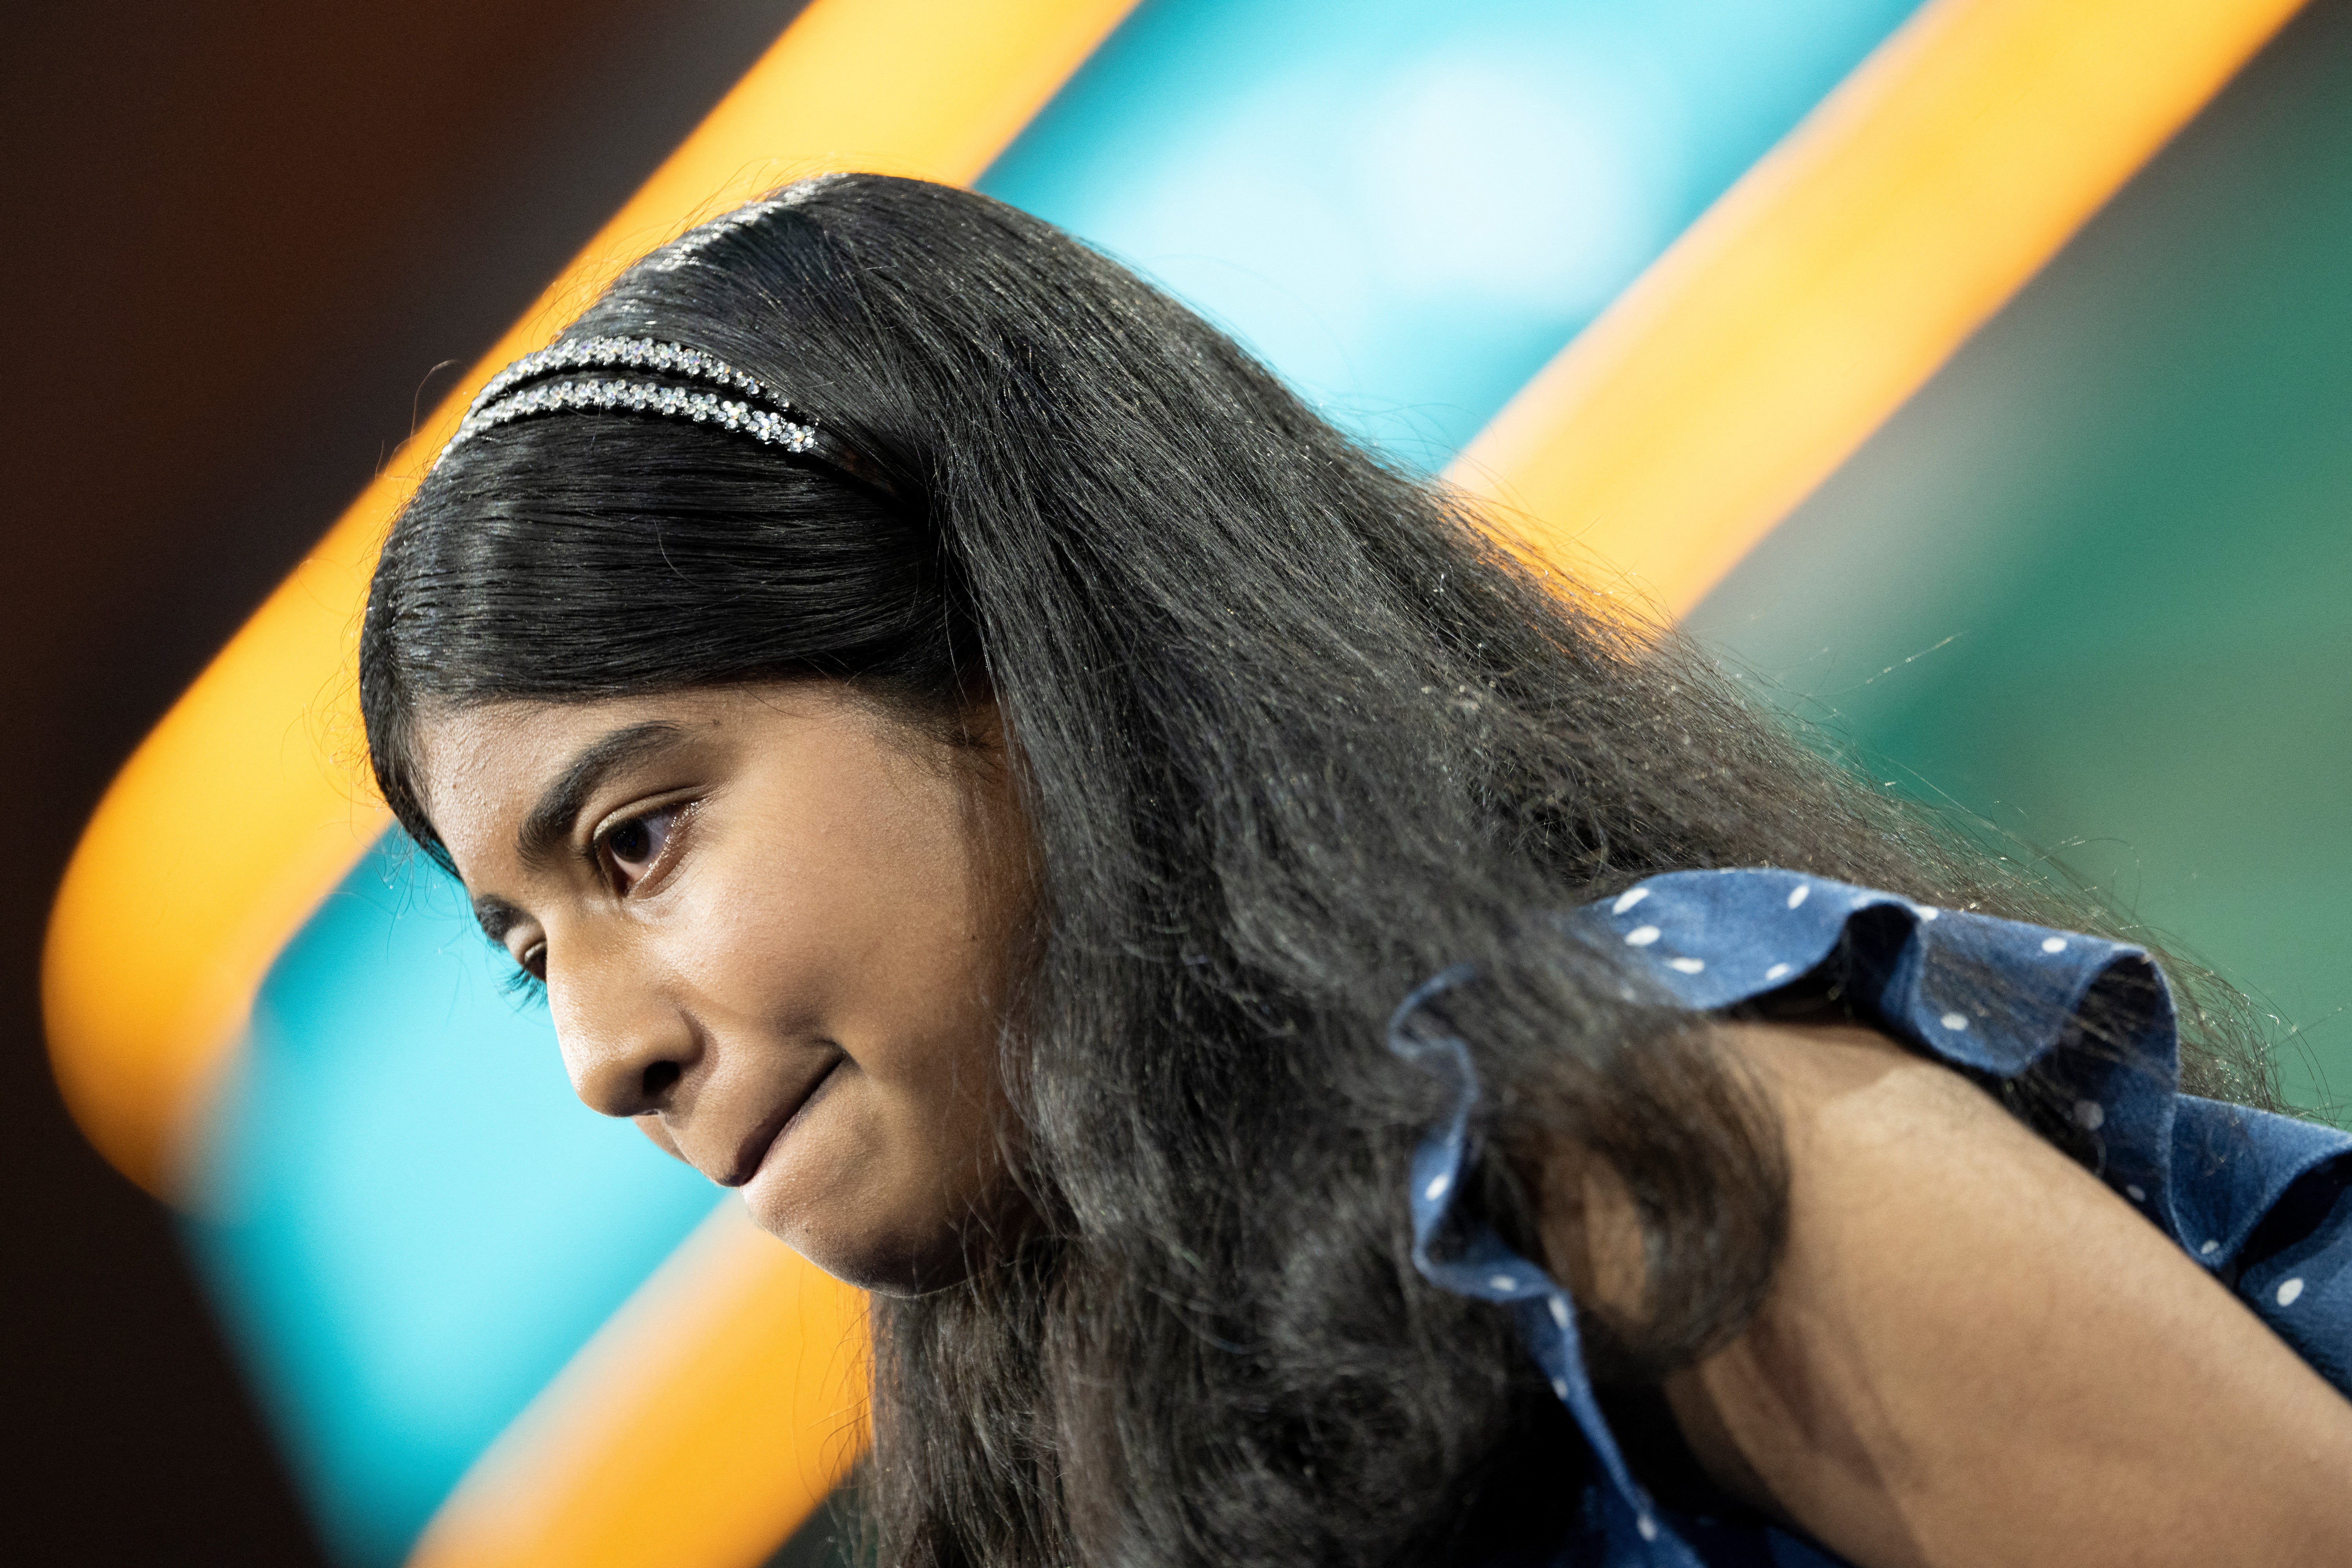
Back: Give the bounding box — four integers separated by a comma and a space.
473, 893, 525, 946
515, 720, 690, 871
469, 721, 689, 947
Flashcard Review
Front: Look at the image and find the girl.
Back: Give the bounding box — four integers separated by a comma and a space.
361, 174, 2352, 1567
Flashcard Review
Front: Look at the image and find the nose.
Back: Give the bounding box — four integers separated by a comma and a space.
546, 935, 696, 1120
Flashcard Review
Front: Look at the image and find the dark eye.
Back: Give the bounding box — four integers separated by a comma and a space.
607, 818, 652, 864
503, 940, 549, 1002
598, 806, 680, 891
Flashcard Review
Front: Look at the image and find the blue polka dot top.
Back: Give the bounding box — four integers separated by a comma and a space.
1389, 869, 2352, 1568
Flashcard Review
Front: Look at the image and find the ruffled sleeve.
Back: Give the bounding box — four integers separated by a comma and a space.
1390, 868, 2352, 1568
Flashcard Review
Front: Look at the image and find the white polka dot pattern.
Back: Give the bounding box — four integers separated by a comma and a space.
1390, 865, 2352, 1568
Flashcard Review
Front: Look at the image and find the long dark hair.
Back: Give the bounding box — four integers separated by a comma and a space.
361, 174, 2274, 1567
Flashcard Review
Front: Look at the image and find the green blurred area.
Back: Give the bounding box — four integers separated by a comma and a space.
1690, 0, 2352, 1117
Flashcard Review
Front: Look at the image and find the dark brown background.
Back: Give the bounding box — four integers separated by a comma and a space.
1, 4, 801, 1556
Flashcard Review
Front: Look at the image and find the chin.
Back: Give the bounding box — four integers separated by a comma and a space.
750, 1198, 986, 1297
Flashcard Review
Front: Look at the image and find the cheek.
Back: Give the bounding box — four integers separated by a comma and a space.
747, 1054, 1016, 1292
708, 843, 1019, 1287
658, 743, 1030, 1287
648, 822, 863, 1039
669, 789, 1007, 1048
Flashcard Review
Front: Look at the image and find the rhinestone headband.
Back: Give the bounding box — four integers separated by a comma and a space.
449, 377, 820, 456
437, 335, 895, 493
462, 335, 784, 420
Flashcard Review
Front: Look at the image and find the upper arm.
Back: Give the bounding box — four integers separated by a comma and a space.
1633, 1020, 2352, 1568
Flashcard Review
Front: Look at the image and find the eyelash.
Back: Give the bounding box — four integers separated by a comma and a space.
502, 962, 549, 1008
497, 801, 692, 999
591, 801, 691, 892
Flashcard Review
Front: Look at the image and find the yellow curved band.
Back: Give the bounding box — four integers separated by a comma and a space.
1451, 0, 2306, 620
408, 1204, 869, 1568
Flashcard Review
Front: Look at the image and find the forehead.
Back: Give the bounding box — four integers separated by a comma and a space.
409, 680, 933, 885
411, 690, 745, 875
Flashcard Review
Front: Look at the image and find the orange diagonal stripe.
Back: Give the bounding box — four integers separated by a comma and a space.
1450, 0, 2307, 619
407, 1203, 870, 1568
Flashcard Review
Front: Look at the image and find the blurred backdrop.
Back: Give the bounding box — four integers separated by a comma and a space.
5, 6, 811, 1561
10, 1, 2348, 1563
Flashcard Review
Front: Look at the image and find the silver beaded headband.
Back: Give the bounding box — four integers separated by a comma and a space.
465, 335, 783, 416
437, 334, 854, 474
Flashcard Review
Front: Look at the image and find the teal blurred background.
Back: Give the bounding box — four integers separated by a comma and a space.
1689, 3, 2352, 1115
980, 0, 1919, 460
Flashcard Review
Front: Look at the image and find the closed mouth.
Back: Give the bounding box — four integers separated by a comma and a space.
718, 1049, 846, 1187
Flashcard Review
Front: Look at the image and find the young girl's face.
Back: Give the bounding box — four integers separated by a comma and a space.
413, 681, 1033, 1294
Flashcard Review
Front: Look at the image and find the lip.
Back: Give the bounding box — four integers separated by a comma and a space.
717, 1051, 846, 1188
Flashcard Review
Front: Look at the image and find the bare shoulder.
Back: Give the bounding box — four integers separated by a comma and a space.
1657, 1018, 2352, 1568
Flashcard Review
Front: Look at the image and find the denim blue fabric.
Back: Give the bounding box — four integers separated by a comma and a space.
1389, 868, 2352, 1567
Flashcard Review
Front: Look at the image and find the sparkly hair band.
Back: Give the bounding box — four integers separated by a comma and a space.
464, 335, 782, 417
448, 376, 820, 456
437, 334, 892, 494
